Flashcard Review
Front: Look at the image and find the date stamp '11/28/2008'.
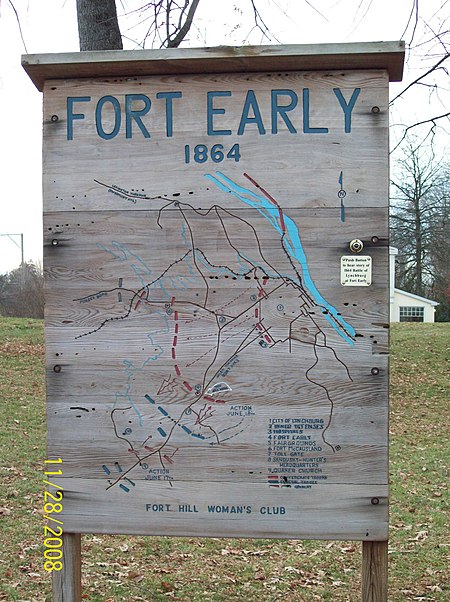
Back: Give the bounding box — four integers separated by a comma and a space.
43, 458, 64, 572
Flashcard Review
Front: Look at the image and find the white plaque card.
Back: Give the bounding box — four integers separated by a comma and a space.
341, 255, 372, 286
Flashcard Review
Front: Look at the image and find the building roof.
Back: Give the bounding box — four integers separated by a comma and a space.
394, 288, 439, 306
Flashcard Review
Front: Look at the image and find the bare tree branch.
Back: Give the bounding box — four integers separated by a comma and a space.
7, 0, 28, 52
301, 0, 329, 22
249, 0, 280, 43
166, 0, 201, 47
400, 0, 419, 45
390, 112, 450, 154
390, 54, 450, 105
348, 0, 374, 37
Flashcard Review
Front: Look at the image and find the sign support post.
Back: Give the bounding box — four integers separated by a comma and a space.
362, 540, 389, 601
52, 533, 81, 602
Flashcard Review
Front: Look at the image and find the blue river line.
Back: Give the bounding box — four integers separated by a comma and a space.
204, 171, 355, 346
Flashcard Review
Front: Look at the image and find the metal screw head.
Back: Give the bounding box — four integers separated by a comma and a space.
51, 239, 59, 246
371, 106, 380, 114
51, 115, 59, 122
371, 497, 380, 505
371, 236, 379, 244
349, 239, 364, 253
371, 367, 380, 376
53, 365, 62, 373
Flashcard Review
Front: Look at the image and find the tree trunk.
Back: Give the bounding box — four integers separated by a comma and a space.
414, 196, 423, 296
76, 0, 122, 51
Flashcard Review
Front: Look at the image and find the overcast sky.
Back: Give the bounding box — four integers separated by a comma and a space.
0, 0, 448, 273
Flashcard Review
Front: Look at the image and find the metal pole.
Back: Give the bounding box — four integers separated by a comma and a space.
20, 233, 25, 288
0, 233, 24, 280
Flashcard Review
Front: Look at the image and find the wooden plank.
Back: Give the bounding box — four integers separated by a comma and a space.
362, 540, 388, 601
41, 70, 388, 213
52, 533, 82, 602
22, 41, 405, 91
44, 479, 388, 540
47, 444, 388, 485
45, 400, 387, 483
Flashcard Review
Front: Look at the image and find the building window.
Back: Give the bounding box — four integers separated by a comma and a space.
399, 306, 424, 322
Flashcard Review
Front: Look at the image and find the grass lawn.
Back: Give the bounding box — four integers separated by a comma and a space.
0, 318, 448, 601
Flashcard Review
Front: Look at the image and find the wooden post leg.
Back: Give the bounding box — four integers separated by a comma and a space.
362, 540, 388, 602
52, 533, 82, 602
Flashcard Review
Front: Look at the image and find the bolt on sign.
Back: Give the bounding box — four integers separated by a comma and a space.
24, 43, 404, 540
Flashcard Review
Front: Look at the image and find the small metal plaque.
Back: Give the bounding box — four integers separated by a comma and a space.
341, 255, 372, 286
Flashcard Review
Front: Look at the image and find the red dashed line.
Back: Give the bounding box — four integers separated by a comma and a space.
163, 455, 174, 464
203, 395, 225, 404
243, 172, 286, 233
255, 308, 259, 318
171, 310, 179, 366
144, 445, 153, 451
277, 208, 286, 233
256, 323, 263, 331
171, 303, 194, 394
262, 277, 269, 286
265, 334, 272, 343
134, 290, 146, 310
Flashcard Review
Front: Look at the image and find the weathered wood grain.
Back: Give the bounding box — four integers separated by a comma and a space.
46, 442, 387, 485
41, 70, 388, 212
362, 540, 388, 601
46, 478, 388, 540
39, 61, 390, 541
52, 533, 81, 602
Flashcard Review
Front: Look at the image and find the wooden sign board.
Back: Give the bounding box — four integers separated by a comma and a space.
24, 43, 404, 541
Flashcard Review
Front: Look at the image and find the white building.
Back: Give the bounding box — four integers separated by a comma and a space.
389, 247, 439, 323
392, 288, 439, 322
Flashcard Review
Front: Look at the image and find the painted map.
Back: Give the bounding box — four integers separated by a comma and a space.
70, 171, 357, 495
